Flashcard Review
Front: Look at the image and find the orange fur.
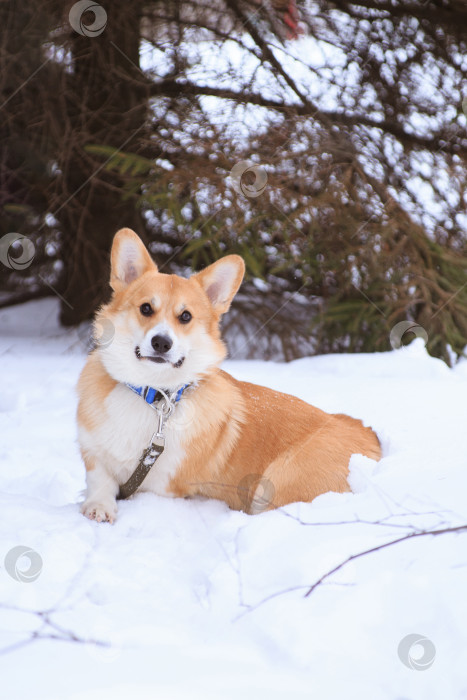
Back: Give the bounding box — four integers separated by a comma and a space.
77, 228, 381, 521
169, 370, 380, 511
77, 352, 117, 432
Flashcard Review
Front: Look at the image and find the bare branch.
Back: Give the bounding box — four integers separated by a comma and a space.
305, 523, 467, 597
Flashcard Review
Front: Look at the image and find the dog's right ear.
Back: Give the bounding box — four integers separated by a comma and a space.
110, 228, 157, 292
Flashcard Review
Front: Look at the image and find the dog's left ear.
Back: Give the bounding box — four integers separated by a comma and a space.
110, 228, 157, 292
194, 255, 245, 315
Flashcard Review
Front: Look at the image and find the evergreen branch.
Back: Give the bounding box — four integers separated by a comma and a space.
149, 79, 466, 154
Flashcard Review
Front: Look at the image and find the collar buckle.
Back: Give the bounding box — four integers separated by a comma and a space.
126, 382, 190, 409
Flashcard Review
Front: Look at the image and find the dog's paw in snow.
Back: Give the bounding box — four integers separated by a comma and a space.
81, 501, 117, 524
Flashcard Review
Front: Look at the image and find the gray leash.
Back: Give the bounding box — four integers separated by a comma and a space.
117, 395, 173, 500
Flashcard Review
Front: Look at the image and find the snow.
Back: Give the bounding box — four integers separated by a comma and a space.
1, 298, 467, 699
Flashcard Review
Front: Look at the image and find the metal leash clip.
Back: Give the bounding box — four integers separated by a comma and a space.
148, 394, 174, 450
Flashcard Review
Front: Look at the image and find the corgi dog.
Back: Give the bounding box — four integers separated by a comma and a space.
77, 228, 381, 522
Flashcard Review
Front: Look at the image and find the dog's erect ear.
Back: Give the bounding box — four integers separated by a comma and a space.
194, 255, 245, 315
110, 228, 157, 292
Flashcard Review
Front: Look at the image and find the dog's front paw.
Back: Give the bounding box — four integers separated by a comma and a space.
81, 500, 117, 524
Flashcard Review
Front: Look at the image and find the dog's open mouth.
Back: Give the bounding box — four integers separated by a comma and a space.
135, 346, 185, 368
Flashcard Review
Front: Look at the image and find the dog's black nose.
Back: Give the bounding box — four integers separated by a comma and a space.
151, 334, 173, 354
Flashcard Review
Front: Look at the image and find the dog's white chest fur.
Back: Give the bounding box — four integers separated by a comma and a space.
81, 385, 187, 496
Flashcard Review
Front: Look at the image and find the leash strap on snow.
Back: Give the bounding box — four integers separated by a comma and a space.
117, 434, 165, 500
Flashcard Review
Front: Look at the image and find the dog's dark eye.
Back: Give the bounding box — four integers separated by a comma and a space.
139, 303, 153, 317
179, 310, 192, 324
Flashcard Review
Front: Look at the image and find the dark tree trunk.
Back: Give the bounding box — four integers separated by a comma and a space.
56, 0, 148, 324
0, 1, 54, 235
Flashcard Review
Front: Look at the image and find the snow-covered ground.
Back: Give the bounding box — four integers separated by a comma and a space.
1, 299, 467, 699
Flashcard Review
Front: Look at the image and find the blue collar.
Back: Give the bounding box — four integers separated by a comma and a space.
126, 383, 190, 406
